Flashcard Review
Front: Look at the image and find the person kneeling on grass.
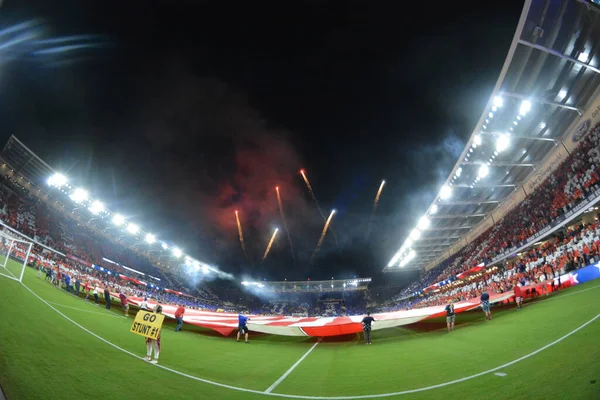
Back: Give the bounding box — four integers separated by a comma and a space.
145, 305, 163, 364
445, 300, 455, 332
480, 288, 491, 321
237, 312, 250, 343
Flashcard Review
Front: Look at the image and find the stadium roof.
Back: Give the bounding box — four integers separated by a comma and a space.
0, 135, 228, 278
241, 278, 371, 293
385, 0, 600, 272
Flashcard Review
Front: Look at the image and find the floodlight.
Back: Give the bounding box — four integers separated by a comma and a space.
47, 173, 67, 188
161, 242, 168, 250
430, 204, 438, 215
89, 200, 104, 215
417, 216, 430, 230
173, 247, 182, 258
70, 188, 88, 203
496, 135, 510, 153
203, 265, 209, 273
126, 223, 139, 235
478, 164, 489, 179
493, 96, 503, 107
112, 214, 125, 226
405, 238, 413, 247
145, 233, 156, 244
473, 135, 482, 146
410, 228, 421, 240
519, 100, 531, 115
440, 185, 452, 200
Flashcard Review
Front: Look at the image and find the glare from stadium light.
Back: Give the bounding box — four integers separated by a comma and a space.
70, 188, 88, 203
127, 223, 139, 235
474, 135, 482, 146
430, 204, 438, 215
203, 265, 209, 273
145, 233, 156, 244
539, 122, 546, 129
496, 135, 510, 153
493, 96, 504, 108
185, 256, 192, 265
488, 112, 493, 118
558, 89, 567, 100
417, 216, 430, 230
173, 247, 182, 258
439, 185, 452, 200
577, 51, 589, 62
161, 242, 168, 250
112, 214, 125, 226
47, 173, 68, 188
89, 200, 104, 215
456, 167, 462, 177
478, 164, 489, 179
405, 238, 413, 248
519, 100, 531, 115
410, 228, 421, 241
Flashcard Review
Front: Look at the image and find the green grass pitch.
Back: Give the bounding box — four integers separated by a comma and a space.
0, 263, 599, 399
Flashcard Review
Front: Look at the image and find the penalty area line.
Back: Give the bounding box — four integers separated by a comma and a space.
265, 338, 322, 393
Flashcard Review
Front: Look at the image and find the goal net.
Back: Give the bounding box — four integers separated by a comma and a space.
0, 230, 33, 282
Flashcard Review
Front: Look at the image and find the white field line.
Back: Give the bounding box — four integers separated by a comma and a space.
265, 339, 322, 393
13, 279, 600, 399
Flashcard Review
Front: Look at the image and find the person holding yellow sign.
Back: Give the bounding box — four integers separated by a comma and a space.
145, 305, 163, 364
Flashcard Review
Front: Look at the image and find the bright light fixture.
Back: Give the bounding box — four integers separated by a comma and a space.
145, 233, 156, 244
417, 216, 430, 230
161, 242, 168, 250
126, 223, 139, 235
89, 200, 104, 215
519, 100, 531, 115
47, 173, 67, 188
496, 135, 510, 153
70, 188, 88, 203
539, 122, 546, 129
493, 96, 503, 107
430, 204, 438, 215
405, 238, 413, 248
558, 89, 567, 100
440, 185, 452, 200
478, 164, 489, 179
173, 248, 182, 258
112, 214, 125, 226
474, 135, 482, 146
577, 51, 589, 62
410, 228, 421, 241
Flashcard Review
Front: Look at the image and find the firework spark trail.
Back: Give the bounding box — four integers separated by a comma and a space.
235, 210, 249, 261
366, 180, 386, 240
311, 209, 336, 263
300, 169, 341, 253
262, 228, 279, 261
275, 187, 295, 262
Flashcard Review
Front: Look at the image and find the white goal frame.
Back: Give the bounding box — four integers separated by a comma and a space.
0, 230, 33, 283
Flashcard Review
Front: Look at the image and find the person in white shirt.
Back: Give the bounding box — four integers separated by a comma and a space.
140, 298, 150, 311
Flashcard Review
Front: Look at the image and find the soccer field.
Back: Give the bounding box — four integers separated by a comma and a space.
0, 265, 599, 400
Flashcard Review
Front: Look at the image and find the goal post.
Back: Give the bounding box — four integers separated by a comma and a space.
0, 230, 33, 283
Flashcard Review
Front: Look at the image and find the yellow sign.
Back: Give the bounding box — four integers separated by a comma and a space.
130, 310, 165, 340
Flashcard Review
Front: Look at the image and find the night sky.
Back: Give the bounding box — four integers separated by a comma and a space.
0, 0, 524, 284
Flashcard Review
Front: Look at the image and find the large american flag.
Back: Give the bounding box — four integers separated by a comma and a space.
124, 291, 514, 337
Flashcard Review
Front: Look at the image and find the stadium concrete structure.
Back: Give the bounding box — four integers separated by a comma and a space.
386, 0, 600, 273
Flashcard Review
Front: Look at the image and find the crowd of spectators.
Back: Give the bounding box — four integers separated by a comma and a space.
392, 122, 600, 303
